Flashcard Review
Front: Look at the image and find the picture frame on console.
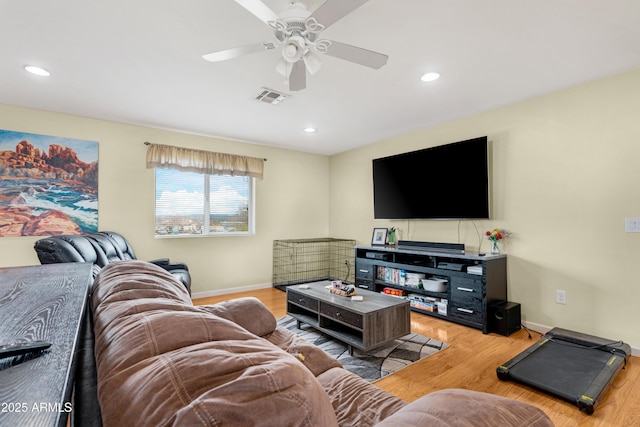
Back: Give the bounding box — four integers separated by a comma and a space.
371, 228, 388, 246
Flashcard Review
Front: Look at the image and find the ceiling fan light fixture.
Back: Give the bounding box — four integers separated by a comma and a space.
275, 58, 292, 77
303, 51, 322, 75
282, 35, 306, 63
202, 0, 389, 92
284, 44, 299, 59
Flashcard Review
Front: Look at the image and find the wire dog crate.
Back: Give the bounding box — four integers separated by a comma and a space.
273, 238, 356, 291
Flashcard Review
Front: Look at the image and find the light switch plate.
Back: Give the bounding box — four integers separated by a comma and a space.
625, 218, 640, 232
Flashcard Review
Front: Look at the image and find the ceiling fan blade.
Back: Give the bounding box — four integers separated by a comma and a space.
234, 0, 280, 25
202, 42, 276, 62
289, 60, 306, 91
310, 0, 369, 29
324, 41, 388, 69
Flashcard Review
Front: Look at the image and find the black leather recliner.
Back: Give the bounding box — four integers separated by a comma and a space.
33, 231, 191, 293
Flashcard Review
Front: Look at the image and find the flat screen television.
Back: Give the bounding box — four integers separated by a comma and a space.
372, 136, 490, 220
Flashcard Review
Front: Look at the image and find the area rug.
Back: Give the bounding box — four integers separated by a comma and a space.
276, 316, 448, 382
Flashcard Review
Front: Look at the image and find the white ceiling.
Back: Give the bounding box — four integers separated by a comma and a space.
2, 0, 640, 156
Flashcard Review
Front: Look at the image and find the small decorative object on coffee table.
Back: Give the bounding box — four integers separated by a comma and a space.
287, 281, 410, 355
329, 281, 356, 296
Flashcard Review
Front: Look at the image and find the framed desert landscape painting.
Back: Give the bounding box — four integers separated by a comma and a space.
0, 129, 98, 237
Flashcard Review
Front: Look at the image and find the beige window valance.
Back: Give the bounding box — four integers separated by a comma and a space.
145, 143, 265, 180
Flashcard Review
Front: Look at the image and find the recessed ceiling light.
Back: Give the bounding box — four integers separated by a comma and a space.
24, 65, 51, 77
420, 72, 440, 82
303, 127, 317, 133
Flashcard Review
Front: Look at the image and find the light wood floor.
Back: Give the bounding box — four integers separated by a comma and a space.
193, 287, 639, 427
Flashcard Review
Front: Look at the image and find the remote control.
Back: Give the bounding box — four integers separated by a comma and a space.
0, 341, 51, 359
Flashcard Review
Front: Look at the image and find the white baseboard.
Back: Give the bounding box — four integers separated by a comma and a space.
523, 321, 640, 358
520, 321, 552, 336
191, 282, 273, 300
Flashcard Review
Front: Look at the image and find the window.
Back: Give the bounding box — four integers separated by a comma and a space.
154, 168, 255, 237
146, 142, 263, 237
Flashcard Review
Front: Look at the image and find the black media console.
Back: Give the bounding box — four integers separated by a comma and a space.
354, 243, 508, 334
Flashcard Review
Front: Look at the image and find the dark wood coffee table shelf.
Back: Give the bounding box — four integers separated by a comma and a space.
286, 281, 410, 354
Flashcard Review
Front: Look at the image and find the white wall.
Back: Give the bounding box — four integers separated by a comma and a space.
0, 104, 330, 294
329, 68, 640, 347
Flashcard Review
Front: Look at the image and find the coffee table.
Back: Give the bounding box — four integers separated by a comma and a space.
286, 281, 410, 355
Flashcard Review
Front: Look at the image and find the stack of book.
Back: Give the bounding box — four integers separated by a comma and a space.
377, 266, 406, 284
408, 293, 448, 315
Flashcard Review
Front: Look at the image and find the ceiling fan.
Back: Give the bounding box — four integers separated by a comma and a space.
202, 0, 388, 91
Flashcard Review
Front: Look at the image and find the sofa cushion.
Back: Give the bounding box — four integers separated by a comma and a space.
375, 388, 554, 427
92, 260, 190, 305
93, 261, 339, 427
199, 297, 277, 337
264, 326, 343, 377
316, 367, 407, 427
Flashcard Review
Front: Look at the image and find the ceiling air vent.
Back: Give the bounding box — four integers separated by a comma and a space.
255, 88, 289, 105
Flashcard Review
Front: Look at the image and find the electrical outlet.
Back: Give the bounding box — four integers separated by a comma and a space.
556, 290, 567, 305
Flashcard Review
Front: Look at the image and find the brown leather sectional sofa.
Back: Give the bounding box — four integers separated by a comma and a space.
90, 260, 554, 426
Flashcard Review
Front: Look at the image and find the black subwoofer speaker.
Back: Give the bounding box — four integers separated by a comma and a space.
490, 301, 521, 336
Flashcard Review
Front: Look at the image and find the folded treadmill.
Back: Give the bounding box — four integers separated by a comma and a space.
497, 327, 630, 414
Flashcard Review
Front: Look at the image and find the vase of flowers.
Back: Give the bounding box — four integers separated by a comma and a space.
486, 228, 510, 254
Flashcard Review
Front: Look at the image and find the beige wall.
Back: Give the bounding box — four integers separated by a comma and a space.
330, 68, 640, 347
0, 104, 330, 293
3, 67, 639, 347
